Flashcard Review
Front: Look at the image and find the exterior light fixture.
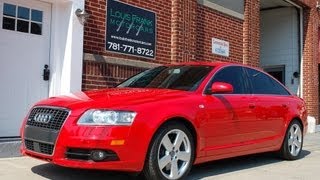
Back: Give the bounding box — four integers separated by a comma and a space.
293, 72, 300, 78
75, 8, 90, 24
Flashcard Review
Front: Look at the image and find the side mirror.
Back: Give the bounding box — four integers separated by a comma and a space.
210, 82, 233, 94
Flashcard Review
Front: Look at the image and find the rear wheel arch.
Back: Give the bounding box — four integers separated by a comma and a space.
281, 117, 303, 144
293, 117, 303, 130
279, 118, 304, 160
287, 117, 303, 131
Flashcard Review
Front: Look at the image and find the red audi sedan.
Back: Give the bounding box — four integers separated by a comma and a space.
20, 62, 307, 180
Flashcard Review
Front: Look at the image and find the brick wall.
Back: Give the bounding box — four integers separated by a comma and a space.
195, 3, 244, 63
83, 0, 245, 88
82, 60, 146, 91
301, 1, 319, 122
84, 0, 172, 64
243, 0, 260, 67
83, 0, 320, 122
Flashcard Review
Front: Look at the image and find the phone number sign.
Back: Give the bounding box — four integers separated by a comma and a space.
106, 0, 156, 59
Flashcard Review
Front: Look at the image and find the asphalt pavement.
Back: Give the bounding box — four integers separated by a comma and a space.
0, 133, 319, 180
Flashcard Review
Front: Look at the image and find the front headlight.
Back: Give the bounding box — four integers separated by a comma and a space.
77, 110, 137, 126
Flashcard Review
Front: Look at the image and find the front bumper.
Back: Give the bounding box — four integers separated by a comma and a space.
21, 115, 147, 172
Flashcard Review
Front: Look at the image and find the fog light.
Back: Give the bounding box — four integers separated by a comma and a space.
90, 150, 107, 161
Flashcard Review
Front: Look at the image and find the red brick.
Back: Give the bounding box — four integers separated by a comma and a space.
83, 0, 320, 123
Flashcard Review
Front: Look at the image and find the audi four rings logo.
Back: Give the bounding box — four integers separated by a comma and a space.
33, 113, 53, 124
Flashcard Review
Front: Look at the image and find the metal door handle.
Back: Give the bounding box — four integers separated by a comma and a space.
249, 103, 256, 109
43, 64, 50, 81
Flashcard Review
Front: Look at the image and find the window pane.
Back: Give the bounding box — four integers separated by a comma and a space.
3, 3, 16, 17
17, 20, 29, 33
31, 10, 43, 22
246, 68, 289, 95
208, 0, 244, 14
270, 78, 290, 95
210, 66, 248, 94
2, 17, 15, 30
31, 22, 42, 35
18, 6, 30, 20
117, 65, 213, 91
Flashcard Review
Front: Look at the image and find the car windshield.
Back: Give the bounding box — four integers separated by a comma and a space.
117, 65, 213, 91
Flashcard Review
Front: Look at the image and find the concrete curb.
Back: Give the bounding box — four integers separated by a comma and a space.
0, 141, 22, 158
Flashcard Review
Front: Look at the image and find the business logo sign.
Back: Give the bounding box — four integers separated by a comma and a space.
33, 113, 53, 124
106, 0, 156, 59
212, 38, 229, 57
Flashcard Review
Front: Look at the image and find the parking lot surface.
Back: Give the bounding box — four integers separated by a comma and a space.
0, 133, 319, 180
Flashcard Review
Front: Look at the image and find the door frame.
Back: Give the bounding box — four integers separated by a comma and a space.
263, 65, 286, 84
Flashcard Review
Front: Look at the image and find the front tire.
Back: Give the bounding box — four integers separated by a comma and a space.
143, 122, 195, 180
279, 120, 303, 160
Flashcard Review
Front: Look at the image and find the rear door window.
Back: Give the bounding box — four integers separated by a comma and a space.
245, 68, 290, 95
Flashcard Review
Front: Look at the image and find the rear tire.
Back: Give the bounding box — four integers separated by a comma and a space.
279, 120, 303, 160
143, 122, 195, 180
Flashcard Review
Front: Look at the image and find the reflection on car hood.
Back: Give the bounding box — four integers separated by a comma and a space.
36, 88, 190, 109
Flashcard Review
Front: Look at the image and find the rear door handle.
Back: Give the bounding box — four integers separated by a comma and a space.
282, 104, 288, 108
249, 103, 256, 109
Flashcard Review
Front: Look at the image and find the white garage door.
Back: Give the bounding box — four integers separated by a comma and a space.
0, 0, 51, 137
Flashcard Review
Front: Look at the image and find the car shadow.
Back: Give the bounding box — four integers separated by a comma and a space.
31, 150, 310, 180
187, 150, 311, 180
31, 164, 140, 180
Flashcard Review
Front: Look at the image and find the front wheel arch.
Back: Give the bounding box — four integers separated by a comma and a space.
142, 118, 197, 179
149, 117, 198, 162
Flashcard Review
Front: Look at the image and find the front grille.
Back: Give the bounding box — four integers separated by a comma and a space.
26, 107, 69, 131
24, 139, 34, 150
25, 140, 54, 155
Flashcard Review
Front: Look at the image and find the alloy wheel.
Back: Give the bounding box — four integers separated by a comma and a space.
288, 124, 302, 157
157, 129, 191, 180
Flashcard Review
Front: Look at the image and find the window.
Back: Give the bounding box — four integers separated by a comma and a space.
246, 68, 290, 95
117, 65, 213, 91
264, 66, 285, 85
2, 3, 43, 35
197, 0, 244, 19
207, 66, 248, 94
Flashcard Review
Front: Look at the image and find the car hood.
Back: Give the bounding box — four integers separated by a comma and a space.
36, 88, 191, 111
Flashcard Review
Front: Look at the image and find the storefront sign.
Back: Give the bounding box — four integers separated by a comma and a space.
106, 0, 156, 59
212, 38, 229, 57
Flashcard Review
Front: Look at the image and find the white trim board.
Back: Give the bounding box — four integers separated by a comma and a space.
48, 0, 85, 96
